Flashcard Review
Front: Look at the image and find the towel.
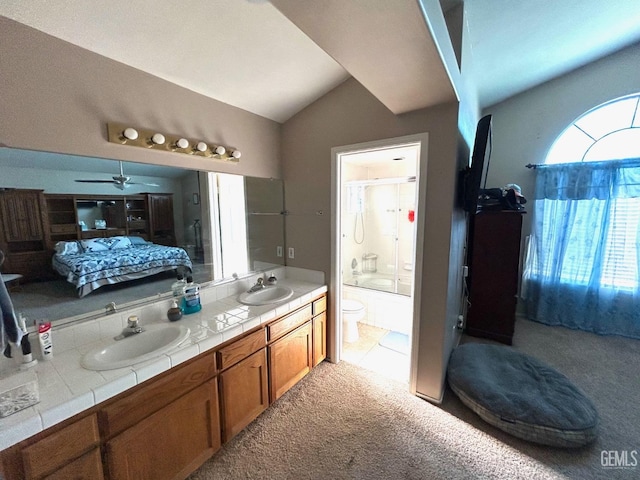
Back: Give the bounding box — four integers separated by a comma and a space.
0, 272, 23, 353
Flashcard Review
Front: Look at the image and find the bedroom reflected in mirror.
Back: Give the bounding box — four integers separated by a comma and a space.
0, 147, 285, 324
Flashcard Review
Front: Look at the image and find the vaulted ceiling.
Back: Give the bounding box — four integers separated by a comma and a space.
2, 0, 639, 123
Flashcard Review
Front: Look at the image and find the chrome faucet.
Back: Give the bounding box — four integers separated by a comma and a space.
105, 302, 117, 314
248, 277, 265, 293
114, 315, 145, 340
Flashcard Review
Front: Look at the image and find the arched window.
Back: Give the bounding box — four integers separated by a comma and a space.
524, 93, 640, 339
546, 93, 640, 164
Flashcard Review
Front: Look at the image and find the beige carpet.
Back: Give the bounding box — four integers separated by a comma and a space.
189, 318, 639, 479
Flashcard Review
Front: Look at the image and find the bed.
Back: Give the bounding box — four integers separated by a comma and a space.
52, 236, 193, 297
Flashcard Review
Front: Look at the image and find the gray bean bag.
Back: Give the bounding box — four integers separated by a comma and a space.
447, 343, 598, 448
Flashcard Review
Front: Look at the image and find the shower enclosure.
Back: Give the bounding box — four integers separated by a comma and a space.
342, 177, 416, 296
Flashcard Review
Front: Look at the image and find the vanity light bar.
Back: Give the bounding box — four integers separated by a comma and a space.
107, 123, 241, 163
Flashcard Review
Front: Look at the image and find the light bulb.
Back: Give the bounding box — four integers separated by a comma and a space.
151, 133, 165, 145
196, 142, 208, 152
214, 146, 226, 155
231, 150, 242, 159
176, 138, 189, 149
123, 127, 139, 140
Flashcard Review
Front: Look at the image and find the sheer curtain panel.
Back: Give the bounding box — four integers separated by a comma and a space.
523, 159, 640, 339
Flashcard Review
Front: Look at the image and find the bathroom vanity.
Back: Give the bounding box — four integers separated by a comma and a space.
0, 277, 327, 480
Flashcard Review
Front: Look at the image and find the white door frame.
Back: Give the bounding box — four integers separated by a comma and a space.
330, 133, 429, 393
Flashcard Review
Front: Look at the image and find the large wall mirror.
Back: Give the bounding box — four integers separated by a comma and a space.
0, 147, 285, 324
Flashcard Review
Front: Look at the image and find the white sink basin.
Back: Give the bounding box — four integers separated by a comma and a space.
81, 323, 190, 371
238, 285, 294, 306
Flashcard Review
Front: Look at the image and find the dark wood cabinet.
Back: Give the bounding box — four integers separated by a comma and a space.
0, 192, 177, 282
47, 194, 156, 245
466, 210, 523, 345
0, 189, 50, 280
148, 194, 176, 245
0, 190, 45, 242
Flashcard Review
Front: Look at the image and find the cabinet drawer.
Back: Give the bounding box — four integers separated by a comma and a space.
127, 220, 147, 229
217, 328, 266, 370
99, 351, 216, 438
312, 295, 327, 315
22, 414, 100, 479
267, 304, 312, 341
50, 224, 76, 234
43, 448, 104, 480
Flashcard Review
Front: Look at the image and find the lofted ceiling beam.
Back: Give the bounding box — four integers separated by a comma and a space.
271, 0, 457, 115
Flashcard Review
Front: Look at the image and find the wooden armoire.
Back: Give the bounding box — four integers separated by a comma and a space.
465, 210, 524, 345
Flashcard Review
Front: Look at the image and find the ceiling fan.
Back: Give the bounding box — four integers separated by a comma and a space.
75, 161, 160, 190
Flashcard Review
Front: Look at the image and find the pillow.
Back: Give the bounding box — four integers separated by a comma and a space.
55, 241, 81, 255
128, 236, 150, 245
80, 236, 133, 252
447, 343, 598, 448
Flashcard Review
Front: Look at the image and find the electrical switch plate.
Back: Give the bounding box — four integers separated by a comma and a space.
288, 247, 295, 259
277, 246, 283, 257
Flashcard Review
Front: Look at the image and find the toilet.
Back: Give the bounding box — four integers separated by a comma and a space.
342, 299, 365, 343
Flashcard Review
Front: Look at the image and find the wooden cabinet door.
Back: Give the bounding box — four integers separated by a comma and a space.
149, 194, 173, 231
466, 211, 523, 344
21, 414, 101, 480
219, 348, 269, 443
0, 190, 44, 241
312, 312, 327, 367
148, 194, 176, 245
268, 321, 313, 402
105, 380, 220, 480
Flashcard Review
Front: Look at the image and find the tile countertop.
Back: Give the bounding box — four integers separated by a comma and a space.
0, 274, 326, 451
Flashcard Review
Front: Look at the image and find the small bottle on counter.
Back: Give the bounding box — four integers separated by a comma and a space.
171, 273, 186, 299
267, 274, 277, 285
181, 276, 202, 315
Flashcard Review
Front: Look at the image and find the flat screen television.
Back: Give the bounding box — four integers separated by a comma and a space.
461, 114, 492, 214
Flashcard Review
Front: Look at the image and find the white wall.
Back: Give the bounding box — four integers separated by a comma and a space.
484, 41, 640, 241
0, 17, 282, 180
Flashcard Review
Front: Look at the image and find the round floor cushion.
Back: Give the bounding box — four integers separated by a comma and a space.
447, 343, 598, 448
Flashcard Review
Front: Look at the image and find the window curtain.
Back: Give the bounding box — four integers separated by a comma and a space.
523, 158, 640, 339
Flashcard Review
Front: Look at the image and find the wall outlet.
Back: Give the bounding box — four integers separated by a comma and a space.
288, 247, 295, 259
276, 246, 283, 257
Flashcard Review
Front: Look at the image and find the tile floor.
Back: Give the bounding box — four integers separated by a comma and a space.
342, 323, 410, 384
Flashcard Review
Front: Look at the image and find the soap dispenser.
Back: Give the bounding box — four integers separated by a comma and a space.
167, 300, 183, 322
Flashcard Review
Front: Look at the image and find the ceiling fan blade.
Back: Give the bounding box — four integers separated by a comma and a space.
128, 182, 161, 187
75, 179, 117, 183
74, 162, 159, 188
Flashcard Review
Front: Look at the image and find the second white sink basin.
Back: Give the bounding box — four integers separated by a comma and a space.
81, 323, 190, 371
238, 285, 294, 306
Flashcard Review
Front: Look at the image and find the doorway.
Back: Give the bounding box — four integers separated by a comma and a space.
331, 134, 428, 388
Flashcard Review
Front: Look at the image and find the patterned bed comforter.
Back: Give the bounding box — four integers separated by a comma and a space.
53, 244, 193, 296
